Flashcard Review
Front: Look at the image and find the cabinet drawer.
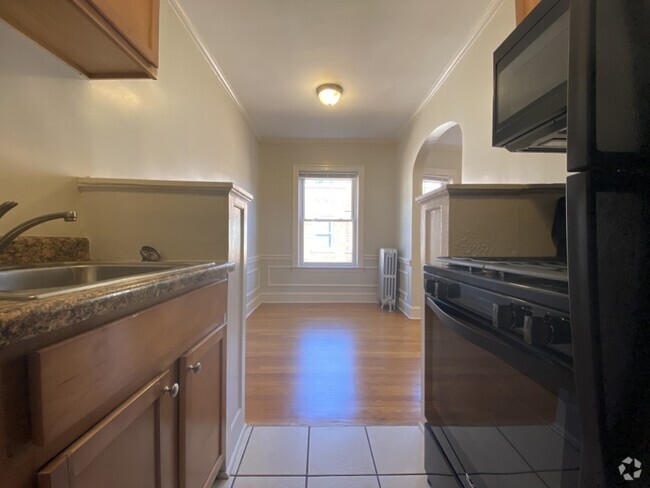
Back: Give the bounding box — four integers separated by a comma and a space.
29, 281, 227, 446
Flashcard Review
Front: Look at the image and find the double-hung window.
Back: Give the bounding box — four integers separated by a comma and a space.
422, 175, 450, 194
421, 168, 459, 195
296, 169, 360, 267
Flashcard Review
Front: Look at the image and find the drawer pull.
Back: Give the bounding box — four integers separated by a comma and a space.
163, 383, 180, 398
188, 362, 202, 374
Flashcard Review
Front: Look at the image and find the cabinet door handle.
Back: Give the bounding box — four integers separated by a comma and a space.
187, 362, 202, 374
163, 383, 180, 398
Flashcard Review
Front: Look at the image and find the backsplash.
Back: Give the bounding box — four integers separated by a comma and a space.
0, 237, 90, 265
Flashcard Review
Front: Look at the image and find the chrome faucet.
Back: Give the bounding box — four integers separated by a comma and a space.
0, 201, 18, 220
0, 202, 77, 253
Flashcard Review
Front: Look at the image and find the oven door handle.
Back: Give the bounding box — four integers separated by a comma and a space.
426, 295, 575, 390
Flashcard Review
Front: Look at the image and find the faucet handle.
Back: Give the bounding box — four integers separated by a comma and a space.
0, 201, 18, 220
140, 245, 162, 262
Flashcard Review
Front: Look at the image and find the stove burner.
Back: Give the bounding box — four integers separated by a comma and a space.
436, 257, 568, 282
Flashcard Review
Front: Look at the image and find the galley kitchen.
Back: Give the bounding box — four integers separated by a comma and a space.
0, 1, 648, 488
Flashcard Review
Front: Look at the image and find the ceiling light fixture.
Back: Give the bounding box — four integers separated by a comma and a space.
317, 83, 343, 106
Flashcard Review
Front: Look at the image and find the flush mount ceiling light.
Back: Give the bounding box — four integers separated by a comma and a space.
316, 83, 343, 106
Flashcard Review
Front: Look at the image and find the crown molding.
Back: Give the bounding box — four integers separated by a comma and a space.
167, 0, 261, 142
261, 137, 396, 145
400, 0, 507, 138
78, 177, 254, 202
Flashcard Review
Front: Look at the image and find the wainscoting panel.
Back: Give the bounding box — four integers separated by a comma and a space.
245, 260, 261, 317
244, 254, 413, 315
397, 257, 421, 320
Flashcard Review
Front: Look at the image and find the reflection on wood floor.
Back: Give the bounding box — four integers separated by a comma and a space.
245, 303, 421, 425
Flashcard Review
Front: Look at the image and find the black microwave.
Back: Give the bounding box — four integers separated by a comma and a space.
492, 0, 569, 153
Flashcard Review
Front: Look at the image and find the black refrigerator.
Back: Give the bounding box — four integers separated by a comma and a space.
567, 1, 650, 486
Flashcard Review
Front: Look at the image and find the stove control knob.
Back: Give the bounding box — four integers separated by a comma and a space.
492, 304, 531, 329
493, 304, 514, 328
523, 316, 572, 345
425, 279, 437, 295
434, 282, 460, 300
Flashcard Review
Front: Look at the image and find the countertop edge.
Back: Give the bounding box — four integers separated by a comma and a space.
0, 261, 234, 352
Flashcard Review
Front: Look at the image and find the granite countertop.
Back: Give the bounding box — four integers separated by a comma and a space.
0, 261, 234, 351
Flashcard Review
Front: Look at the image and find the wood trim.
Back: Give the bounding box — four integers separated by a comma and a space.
77, 177, 254, 202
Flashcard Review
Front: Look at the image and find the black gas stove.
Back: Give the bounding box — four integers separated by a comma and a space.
425, 256, 572, 361
423, 255, 580, 488
427, 256, 569, 311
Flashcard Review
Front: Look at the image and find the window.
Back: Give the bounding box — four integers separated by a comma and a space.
421, 169, 459, 195
296, 168, 361, 267
422, 175, 450, 194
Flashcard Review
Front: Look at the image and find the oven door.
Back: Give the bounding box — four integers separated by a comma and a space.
424, 295, 581, 488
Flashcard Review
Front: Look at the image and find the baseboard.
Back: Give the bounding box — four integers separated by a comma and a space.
256, 291, 378, 303
247, 291, 413, 313
398, 298, 421, 320
246, 293, 263, 318
224, 424, 252, 477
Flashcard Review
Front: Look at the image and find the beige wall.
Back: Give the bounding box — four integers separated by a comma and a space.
424, 145, 462, 172
0, 1, 259, 469
0, 0, 259, 258
396, 0, 568, 318
414, 144, 462, 197
253, 140, 398, 304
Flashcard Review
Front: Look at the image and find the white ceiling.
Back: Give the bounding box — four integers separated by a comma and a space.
177, 0, 493, 140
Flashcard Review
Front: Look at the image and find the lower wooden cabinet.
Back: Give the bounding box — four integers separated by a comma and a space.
38, 323, 226, 488
38, 370, 176, 488
35, 309, 227, 488
179, 325, 227, 488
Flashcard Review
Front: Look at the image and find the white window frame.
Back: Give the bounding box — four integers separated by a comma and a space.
421, 168, 461, 196
293, 165, 364, 268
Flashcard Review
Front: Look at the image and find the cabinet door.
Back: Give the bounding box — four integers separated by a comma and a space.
38, 370, 177, 488
84, 0, 160, 66
179, 325, 227, 488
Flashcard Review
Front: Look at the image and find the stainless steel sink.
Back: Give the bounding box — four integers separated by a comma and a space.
0, 262, 205, 300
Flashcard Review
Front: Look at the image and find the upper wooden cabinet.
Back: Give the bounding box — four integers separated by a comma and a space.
515, 0, 542, 25
0, 0, 159, 79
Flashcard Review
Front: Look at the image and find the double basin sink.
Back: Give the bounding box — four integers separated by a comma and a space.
0, 262, 203, 300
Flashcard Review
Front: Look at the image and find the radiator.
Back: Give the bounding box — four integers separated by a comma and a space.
378, 248, 398, 311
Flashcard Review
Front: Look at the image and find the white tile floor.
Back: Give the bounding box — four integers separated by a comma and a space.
213, 425, 458, 488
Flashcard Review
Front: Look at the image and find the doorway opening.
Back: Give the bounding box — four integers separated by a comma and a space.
409, 123, 463, 319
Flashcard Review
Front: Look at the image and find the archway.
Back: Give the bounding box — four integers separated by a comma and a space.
409, 122, 463, 317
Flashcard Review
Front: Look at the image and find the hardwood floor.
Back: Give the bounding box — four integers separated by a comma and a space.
245, 303, 421, 425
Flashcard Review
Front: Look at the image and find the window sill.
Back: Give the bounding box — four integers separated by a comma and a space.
295, 264, 363, 270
